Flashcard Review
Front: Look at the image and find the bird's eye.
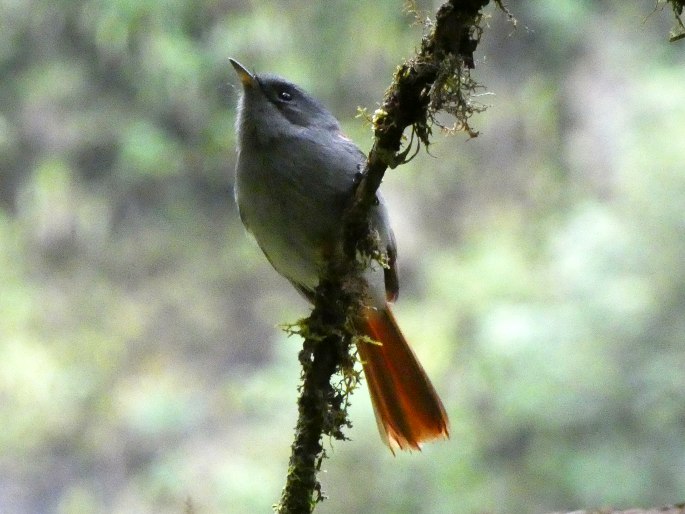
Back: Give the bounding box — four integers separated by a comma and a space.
278, 90, 292, 102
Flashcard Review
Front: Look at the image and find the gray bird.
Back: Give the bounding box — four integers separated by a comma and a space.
230, 59, 449, 451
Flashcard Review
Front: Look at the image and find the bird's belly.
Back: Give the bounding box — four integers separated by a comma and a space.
237, 180, 340, 292
250, 218, 321, 290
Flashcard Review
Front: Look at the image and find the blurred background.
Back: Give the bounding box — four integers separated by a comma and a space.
1, 1, 684, 513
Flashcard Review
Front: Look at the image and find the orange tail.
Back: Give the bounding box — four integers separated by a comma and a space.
357, 305, 450, 452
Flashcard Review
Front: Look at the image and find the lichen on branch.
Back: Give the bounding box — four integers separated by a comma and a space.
350, 0, 495, 227
276, 1, 496, 513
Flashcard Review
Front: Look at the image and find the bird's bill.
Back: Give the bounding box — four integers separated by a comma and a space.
229, 58, 257, 88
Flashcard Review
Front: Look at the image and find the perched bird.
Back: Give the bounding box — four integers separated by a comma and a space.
230, 59, 449, 451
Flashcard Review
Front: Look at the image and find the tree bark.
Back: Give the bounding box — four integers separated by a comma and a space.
276, 1, 491, 512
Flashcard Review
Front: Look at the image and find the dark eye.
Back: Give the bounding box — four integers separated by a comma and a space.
278, 90, 292, 102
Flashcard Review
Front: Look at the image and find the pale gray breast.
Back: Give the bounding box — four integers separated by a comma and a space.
235, 129, 361, 291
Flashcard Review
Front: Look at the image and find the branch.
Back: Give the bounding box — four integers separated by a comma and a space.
275, 1, 493, 512
665, 0, 685, 41
351, 0, 493, 228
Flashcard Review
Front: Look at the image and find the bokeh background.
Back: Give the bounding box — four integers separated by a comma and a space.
2, 1, 685, 513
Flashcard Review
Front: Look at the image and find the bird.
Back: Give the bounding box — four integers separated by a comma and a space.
230, 58, 449, 452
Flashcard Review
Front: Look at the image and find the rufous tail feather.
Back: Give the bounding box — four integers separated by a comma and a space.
357, 305, 449, 452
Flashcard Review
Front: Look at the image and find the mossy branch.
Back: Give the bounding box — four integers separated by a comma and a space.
347, 0, 494, 252
665, 0, 685, 41
275, 1, 493, 513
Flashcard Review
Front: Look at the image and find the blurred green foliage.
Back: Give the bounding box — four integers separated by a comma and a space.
1, 1, 684, 513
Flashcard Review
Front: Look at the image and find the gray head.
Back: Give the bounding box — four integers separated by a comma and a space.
230, 59, 340, 144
